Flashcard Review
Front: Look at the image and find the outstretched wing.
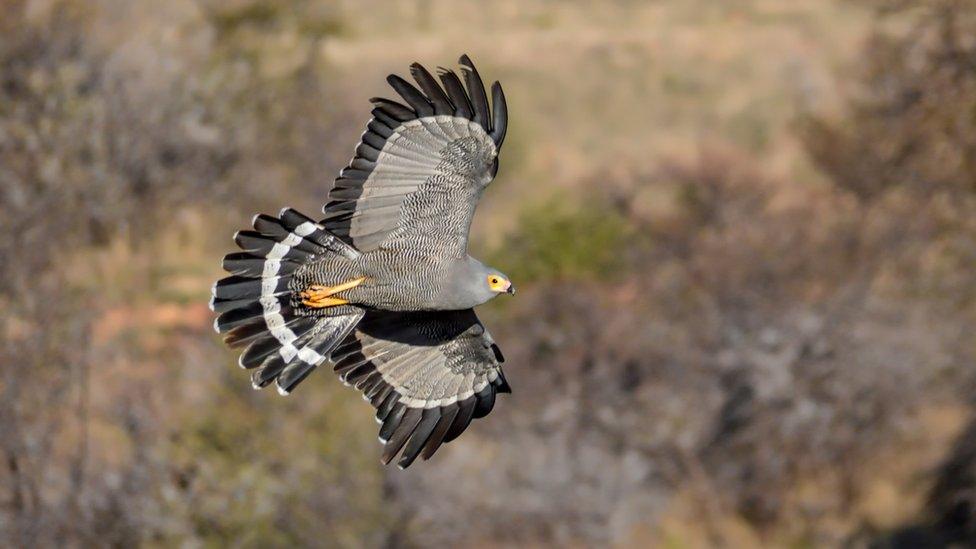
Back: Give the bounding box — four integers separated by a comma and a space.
322, 55, 508, 257
331, 309, 510, 469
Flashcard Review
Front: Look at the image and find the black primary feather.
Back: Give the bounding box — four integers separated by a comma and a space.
386, 75, 434, 117
367, 119, 394, 139
420, 403, 459, 460
379, 404, 407, 443
368, 382, 393, 406
369, 97, 415, 121
459, 54, 490, 132
443, 396, 476, 444
409, 62, 453, 115
489, 81, 507, 148
370, 107, 402, 131
355, 141, 381, 162
494, 371, 512, 394
437, 68, 474, 119
361, 131, 387, 151
397, 408, 441, 468
376, 391, 400, 422
472, 385, 496, 419
381, 407, 423, 465
350, 157, 377, 172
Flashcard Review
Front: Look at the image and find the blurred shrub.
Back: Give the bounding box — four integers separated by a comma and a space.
0, 0, 240, 543
495, 193, 632, 284
163, 376, 394, 547
801, 0, 976, 200
801, 1, 976, 544
0, 1, 376, 545
205, 0, 346, 39
208, 1, 282, 33
928, 416, 976, 543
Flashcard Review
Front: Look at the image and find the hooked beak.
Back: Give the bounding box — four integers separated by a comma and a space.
505, 282, 516, 295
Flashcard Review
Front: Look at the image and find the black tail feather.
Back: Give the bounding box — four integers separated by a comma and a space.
211, 208, 364, 394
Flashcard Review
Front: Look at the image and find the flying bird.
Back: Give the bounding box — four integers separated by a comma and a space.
210, 55, 512, 469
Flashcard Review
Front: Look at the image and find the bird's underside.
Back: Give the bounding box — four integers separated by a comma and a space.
210, 55, 511, 468
290, 250, 475, 311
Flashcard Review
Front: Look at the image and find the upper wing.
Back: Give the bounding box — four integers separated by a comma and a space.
321, 55, 508, 257
331, 309, 510, 469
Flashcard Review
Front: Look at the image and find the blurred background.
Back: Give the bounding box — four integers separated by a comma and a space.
2, 0, 975, 546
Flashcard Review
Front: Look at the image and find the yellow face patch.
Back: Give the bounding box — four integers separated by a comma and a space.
487, 274, 510, 293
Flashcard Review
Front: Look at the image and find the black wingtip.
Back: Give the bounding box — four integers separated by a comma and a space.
489, 81, 507, 149
408, 62, 454, 116
494, 370, 512, 394
386, 74, 434, 117
396, 408, 441, 469
419, 404, 459, 461
380, 407, 422, 465
472, 386, 496, 419
442, 396, 476, 444
371, 56, 502, 138
369, 97, 415, 121
437, 67, 473, 119
457, 55, 491, 132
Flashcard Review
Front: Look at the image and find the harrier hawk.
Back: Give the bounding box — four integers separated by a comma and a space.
210, 55, 512, 469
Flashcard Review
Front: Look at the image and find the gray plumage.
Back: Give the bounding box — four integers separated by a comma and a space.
210, 55, 512, 467
333, 309, 509, 468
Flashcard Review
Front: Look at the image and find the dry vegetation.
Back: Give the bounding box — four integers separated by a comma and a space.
1, 0, 975, 546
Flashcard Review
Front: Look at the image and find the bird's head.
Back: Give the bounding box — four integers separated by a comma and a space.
450, 259, 515, 309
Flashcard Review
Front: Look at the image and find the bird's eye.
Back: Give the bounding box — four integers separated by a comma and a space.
489, 277, 499, 285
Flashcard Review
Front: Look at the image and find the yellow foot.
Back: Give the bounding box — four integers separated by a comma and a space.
300, 277, 366, 308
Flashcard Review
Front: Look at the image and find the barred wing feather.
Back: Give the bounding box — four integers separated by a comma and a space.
322, 55, 508, 258
331, 309, 510, 469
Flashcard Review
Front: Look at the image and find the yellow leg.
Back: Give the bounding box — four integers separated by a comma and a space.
302, 295, 350, 307
300, 277, 366, 308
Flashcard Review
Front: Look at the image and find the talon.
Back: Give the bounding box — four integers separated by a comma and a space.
300, 277, 365, 308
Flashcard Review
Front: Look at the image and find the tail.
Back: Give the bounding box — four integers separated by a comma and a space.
210, 208, 364, 395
